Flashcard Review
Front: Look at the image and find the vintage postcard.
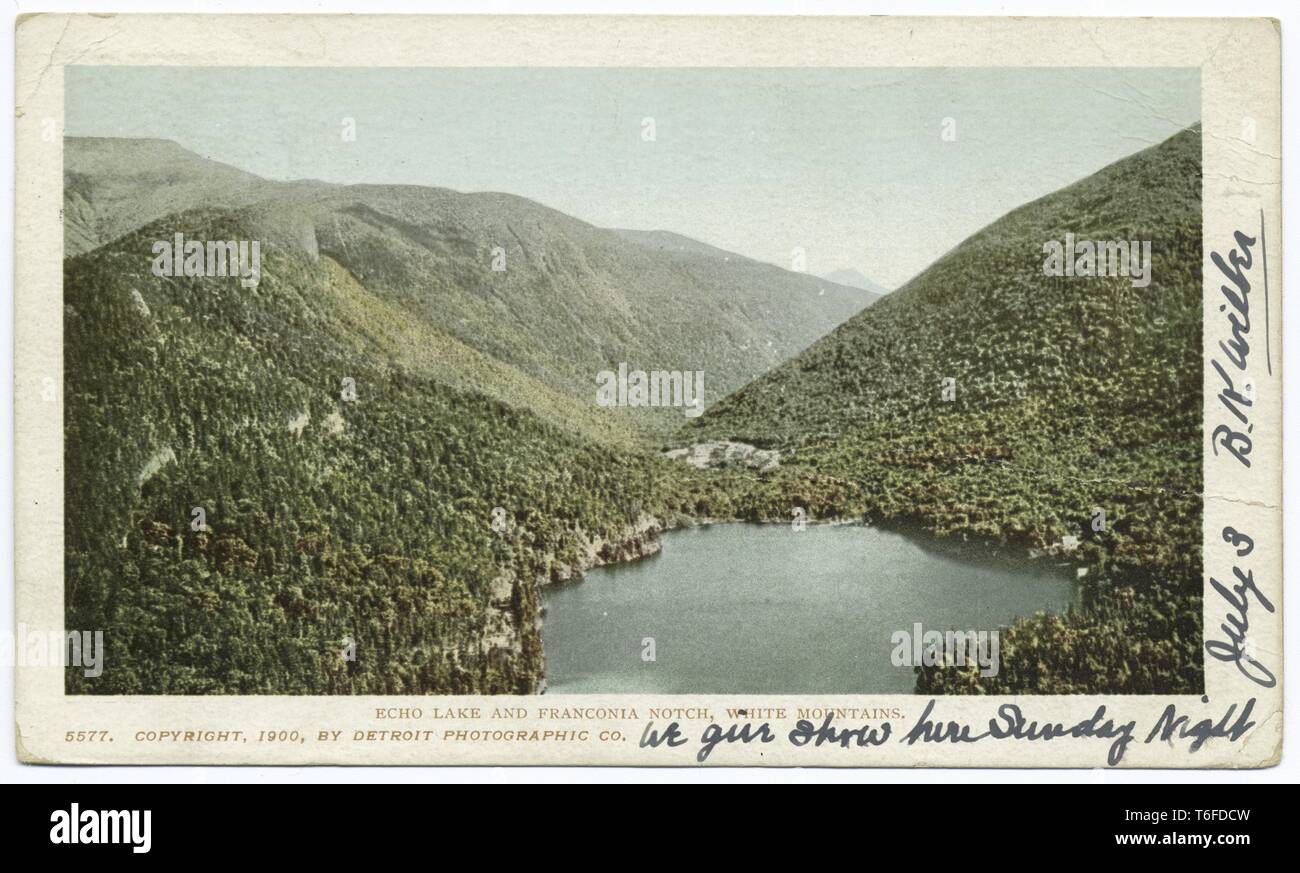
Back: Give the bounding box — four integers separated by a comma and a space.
12, 14, 1282, 767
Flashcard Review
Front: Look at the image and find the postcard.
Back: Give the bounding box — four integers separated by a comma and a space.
13, 14, 1282, 767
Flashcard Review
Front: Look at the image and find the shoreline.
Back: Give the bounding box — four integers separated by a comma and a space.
530, 508, 1089, 694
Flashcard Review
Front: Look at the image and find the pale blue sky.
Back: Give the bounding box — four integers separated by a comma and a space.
67, 66, 1199, 287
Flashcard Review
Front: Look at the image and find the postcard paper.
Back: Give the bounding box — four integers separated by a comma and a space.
12, 14, 1283, 767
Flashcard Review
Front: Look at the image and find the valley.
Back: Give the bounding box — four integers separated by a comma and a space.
62, 126, 1203, 697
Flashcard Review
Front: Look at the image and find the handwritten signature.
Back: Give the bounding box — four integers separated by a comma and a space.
1209, 228, 1257, 467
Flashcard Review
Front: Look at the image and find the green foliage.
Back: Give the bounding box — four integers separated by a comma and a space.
297, 191, 876, 423
686, 127, 1205, 694
65, 127, 1205, 697
64, 212, 694, 694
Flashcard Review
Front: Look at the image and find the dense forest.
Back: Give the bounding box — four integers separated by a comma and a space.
65, 211, 690, 693
65, 127, 1203, 696
689, 127, 1205, 694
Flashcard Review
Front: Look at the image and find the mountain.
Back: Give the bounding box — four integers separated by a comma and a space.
61, 138, 871, 694
63, 205, 719, 694
264, 189, 876, 430
688, 126, 1205, 694
614, 229, 882, 341
64, 138, 877, 442
821, 267, 890, 296
62, 130, 1203, 697
614, 228, 740, 258
63, 137, 292, 256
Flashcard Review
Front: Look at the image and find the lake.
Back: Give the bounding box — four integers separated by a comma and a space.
541, 522, 1078, 694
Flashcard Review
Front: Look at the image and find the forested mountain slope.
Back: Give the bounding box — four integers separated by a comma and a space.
64, 209, 715, 693
63, 138, 878, 693
63, 129, 1203, 696
66, 138, 876, 442
687, 127, 1205, 694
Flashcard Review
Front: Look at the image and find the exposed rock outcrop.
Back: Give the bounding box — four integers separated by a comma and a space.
542, 513, 663, 586
664, 440, 780, 472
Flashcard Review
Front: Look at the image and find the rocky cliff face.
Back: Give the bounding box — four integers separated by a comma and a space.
543, 514, 663, 586
480, 514, 665, 692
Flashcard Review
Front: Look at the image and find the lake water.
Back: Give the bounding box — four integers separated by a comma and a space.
541, 523, 1077, 694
